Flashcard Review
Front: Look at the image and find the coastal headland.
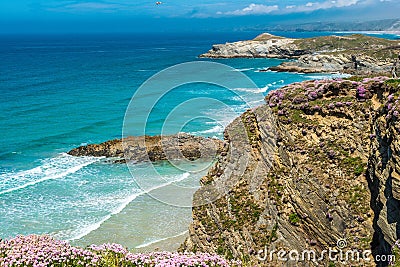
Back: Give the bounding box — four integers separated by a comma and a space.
66, 34, 400, 266
200, 33, 400, 75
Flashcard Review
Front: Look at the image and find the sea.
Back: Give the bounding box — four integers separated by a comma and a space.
1, 31, 398, 249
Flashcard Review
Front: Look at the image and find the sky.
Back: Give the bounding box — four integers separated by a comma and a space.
0, 0, 399, 33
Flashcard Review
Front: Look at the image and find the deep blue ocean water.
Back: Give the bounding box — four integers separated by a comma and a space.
1, 31, 397, 249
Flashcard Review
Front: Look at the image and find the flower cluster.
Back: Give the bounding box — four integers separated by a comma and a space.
362, 76, 389, 83
125, 252, 241, 267
0, 235, 241, 267
267, 89, 286, 108
89, 243, 128, 255
265, 77, 391, 117
385, 93, 400, 120
0, 235, 100, 267
356, 85, 367, 100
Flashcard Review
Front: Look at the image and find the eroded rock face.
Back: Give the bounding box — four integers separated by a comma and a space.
199, 34, 303, 59
68, 133, 224, 163
200, 33, 400, 75
182, 77, 400, 266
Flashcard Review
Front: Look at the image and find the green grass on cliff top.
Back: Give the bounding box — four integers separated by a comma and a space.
255, 33, 400, 60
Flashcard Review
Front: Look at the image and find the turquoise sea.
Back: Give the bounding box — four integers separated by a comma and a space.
1, 31, 397, 249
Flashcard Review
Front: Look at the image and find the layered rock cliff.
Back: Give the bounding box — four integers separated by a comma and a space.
200, 33, 400, 75
182, 77, 400, 266
68, 133, 223, 163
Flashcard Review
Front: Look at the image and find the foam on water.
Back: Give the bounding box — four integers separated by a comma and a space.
0, 154, 102, 195
234, 68, 255, 72
233, 85, 270, 94
135, 230, 189, 249
305, 73, 351, 80
190, 125, 225, 136
65, 172, 190, 241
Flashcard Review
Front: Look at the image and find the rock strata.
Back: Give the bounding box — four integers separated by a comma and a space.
182, 77, 400, 266
68, 133, 224, 163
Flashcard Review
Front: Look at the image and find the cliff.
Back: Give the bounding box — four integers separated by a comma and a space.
200, 33, 400, 75
182, 77, 400, 266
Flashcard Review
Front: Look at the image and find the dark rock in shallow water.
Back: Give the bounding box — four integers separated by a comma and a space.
68, 133, 224, 163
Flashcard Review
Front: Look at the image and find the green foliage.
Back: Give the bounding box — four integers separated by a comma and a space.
392, 245, 400, 267
216, 247, 224, 256
385, 79, 400, 88
267, 176, 284, 205
241, 254, 251, 263
345, 185, 369, 214
289, 213, 300, 225
294, 34, 399, 57
229, 193, 263, 227
354, 165, 364, 176
268, 223, 278, 243
100, 251, 125, 267
346, 76, 365, 82
342, 156, 365, 176
290, 109, 314, 125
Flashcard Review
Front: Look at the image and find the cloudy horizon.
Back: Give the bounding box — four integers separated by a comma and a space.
0, 0, 399, 33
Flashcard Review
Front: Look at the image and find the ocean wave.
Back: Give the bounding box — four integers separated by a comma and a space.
65, 172, 190, 241
233, 85, 269, 94
305, 73, 351, 80
234, 68, 254, 72
271, 80, 284, 85
190, 125, 224, 135
135, 230, 189, 249
0, 153, 101, 196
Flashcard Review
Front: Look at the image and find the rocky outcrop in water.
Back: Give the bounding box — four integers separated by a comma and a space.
182, 77, 400, 266
68, 133, 224, 163
201, 33, 400, 75
200, 33, 305, 59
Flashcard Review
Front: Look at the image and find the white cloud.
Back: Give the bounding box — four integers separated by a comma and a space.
47, 1, 123, 13
288, 0, 360, 12
65, 2, 120, 10
219, 3, 279, 16
217, 0, 365, 16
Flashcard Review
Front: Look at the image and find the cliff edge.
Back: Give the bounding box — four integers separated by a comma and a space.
182, 77, 400, 266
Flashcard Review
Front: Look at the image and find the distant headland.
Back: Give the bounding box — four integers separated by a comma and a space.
200, 33, 400, 76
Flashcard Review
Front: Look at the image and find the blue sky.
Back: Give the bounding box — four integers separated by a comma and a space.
0, 0, 398, 33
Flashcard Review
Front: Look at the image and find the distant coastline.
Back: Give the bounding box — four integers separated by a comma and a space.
334, 30, 400, 36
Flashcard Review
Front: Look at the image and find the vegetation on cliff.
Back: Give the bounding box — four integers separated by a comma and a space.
183, 76, 400, 266
0, 235, 241, 267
